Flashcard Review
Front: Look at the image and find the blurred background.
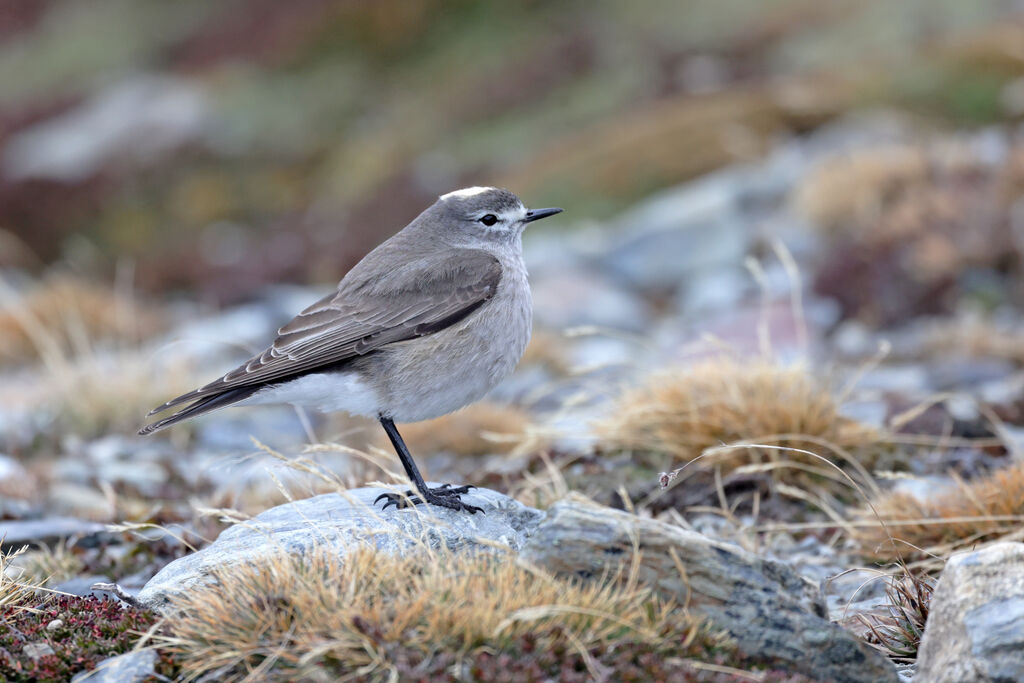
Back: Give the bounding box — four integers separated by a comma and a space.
5, 1, 1024, 653
2, 0, 1023, 302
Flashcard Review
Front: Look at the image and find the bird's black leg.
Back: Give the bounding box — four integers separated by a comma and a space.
374, 416, 482, 514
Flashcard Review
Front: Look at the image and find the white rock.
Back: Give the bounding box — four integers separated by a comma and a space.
72, 649, 158, 683
917, 542, 1024, 682
139, 486, 543, 609
2, 75, 208, 182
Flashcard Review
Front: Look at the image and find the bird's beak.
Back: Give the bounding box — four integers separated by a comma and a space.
523, 207, 563, 223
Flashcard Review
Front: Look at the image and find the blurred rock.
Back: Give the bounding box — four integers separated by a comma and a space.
72, 649, 157, 683
0, 517, 108, 549
2, 75, 209, 182
604, 171, 752, 295
888, 474, 957, 501
823, 568, 890, 621
930, 357, 1017, 391
531, 266, 653, 332
673, 267, 749, 315
139, 486, 543, 609
54, 575, 117, 599
192, 408, 308, 451
521, 495, 898, 683
22, 642, 54, 661
838, 399, 889, 429
0, 453, 33, 498
95, 460, 167, 496
163, 302, 281, 362
833, 320, 878, 358
46, 482, 115, 520
856, 365, 931, 393
917, 542, 1024, 682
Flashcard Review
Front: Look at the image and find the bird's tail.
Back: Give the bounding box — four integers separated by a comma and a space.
138, 385, 261, 435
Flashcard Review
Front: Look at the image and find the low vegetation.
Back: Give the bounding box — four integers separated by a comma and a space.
596, 358, 881, 490
858, 568, 935, 663
158, 547, 800, 682
0, 547, 172, 681
856, 460, 1024, 562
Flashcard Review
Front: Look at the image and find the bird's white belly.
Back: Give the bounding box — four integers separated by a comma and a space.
241, 371, 384, 416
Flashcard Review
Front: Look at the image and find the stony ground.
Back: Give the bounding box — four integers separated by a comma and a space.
4, 2, 1024, 680
4, 111, 1024, 680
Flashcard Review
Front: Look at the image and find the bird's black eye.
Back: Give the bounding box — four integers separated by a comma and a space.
479, 214, 498, 226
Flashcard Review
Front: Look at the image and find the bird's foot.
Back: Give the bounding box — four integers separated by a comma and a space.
375, 484, 482, 514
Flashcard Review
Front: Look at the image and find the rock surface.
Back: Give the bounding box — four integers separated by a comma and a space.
141, 487, 896, 681
0, 517, 109, 549
520, 495, 898, 683
917, 542, 1024, 682
71, 649, 158, 683
139, 486, 543, 608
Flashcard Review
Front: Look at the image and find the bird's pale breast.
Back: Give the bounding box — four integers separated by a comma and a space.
364, 253, 532, 422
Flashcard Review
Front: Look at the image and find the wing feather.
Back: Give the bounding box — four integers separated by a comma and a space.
148, 249, 502, 415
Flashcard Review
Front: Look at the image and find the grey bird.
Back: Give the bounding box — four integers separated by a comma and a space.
139, 186, 562, 513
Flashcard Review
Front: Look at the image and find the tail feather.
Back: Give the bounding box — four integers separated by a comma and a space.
138, 385, 261, 435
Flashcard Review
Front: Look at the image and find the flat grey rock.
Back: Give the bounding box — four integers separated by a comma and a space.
917, 541, 1024, 682
72, 649, 157, 683
54, 575, 118, 598
23, 642, 55, 661
0, 517, 108, 549
520, 495, 898, 683
139, 486, 544, 609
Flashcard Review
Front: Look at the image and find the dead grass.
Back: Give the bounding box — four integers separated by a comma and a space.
520, 328, 572, 375
795, 141, 1024, 277
16, 346, 199, 437
0, 274, 163, 365
793, 145, 932, 234
595, 358, 880, 486
8, 543, 85, 587
157, 547, 746, 682
0, 547, 42, 611
857, 568, 934, 663
0, 273, 196, 436
855, 460, 1024, 561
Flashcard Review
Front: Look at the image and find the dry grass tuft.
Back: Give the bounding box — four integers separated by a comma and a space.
857, 569, 934, 663
0, 273, 196, 436
856, 461, 1024, 561
520, 328, 572, 375
378, 402, 534, 460
13, 347, 199, 436
0, 274, 163, 365
9, 543, 86, 587
596, 359, 879, 483
797, 142, 1024, 324
793, 145, 932, 234
159, 547, 744, 682
0, 546, 42, 610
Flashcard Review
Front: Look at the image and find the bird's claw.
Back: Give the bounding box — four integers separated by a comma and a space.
374, 485, 482, 514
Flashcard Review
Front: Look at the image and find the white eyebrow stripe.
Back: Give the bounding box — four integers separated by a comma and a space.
497, 207, 525, 222
441, 186, 493, 200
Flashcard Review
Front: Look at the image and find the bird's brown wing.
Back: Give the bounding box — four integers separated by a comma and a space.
147, 249, 502, 415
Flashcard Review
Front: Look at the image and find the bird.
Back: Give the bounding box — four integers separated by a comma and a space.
139, 186, 563, 514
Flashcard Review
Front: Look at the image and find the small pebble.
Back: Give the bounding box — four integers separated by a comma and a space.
46, 618, 64, 632
23, 641, 55, 660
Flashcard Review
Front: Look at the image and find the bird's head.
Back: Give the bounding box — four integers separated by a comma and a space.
431, 186, 562, 245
